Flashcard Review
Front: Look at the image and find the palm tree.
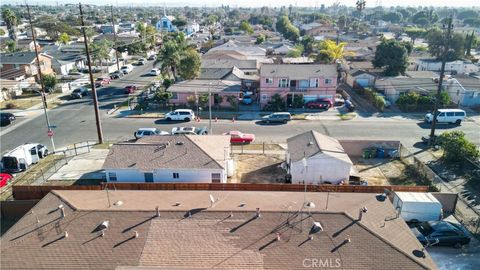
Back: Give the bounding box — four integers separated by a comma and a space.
156, 39, 181, 81
312, 40, 353, 64
2, 8, 17, 41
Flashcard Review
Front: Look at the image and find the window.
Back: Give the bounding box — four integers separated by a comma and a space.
265, 78, 273, 84
173, 172, 179, 179
324, 78, 332, 84
446, 112, 454, 117
262, 94, 267, 100
454, 112, 465, 116
211, 173, 221, 183
171, 93, 178, 99
279, 78, 289, 88
309, 78, 318, 88
14, 64, 20, 70
108, 172, 117, 181
438, 112, 445, 117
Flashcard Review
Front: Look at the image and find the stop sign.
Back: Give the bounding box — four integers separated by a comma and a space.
47, 130, 54, 137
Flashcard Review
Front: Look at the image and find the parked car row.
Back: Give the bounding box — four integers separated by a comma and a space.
133, 126, 208, 139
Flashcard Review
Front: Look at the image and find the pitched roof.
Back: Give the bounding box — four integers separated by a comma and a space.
168, 79, 242, 93
287, 130, 352, 164
201, 58, 258, 70
1, 190, 437, 269
260, 64, 338, 79
102, 135, 230, 171
0, 51, 48, 64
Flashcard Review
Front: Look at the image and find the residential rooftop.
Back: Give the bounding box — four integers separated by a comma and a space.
260, 64, 338, 79
1, 190, 436, 269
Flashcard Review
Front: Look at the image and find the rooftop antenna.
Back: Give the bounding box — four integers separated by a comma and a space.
358, 207, 368, 221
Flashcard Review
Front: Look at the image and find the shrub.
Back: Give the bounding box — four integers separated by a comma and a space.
292, 94, 304, 108
226, 95, 238, 110
5, 102, 16, 109
439, 131, 480, 163
270, 94, 286, 111
186, 95, 196, 108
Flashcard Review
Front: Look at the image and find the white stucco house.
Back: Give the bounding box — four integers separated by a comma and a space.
415, 59, 479, 75
103, 135, 232, 183
286, 131, 353, 185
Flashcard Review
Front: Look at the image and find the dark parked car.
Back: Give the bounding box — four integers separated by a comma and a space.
70, 87, 89, 99
261, 112, 291, 124
109, 71, 124, 79
411, 221, 471, 248
125, 85, 137, 94
0, 112, 16, 127
305, 98, 333, 110
345, 100, 355, 112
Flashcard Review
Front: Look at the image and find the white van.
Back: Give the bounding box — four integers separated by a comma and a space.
164, 109, 195, 121
392, 192, 443, 223
425, 109, 466, 125
0, 143, 48, 173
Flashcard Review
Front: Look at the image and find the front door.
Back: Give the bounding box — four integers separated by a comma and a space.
144, 172, 154, 182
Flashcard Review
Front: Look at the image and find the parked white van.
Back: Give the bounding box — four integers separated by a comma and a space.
120, 64, 134, 74
392, 192, 443, 223
0, 143, 48, 173
425, 109, 466, 125
164, 109, 195, 121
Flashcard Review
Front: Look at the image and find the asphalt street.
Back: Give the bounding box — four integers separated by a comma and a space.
1, 61, 479, 154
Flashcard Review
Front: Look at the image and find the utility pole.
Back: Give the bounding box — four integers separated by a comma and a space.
110, 5, 120, 71
26, 4, 56, 152
208, 83, 212, 134
79, 3, 104, 144
429, 16, 453, 145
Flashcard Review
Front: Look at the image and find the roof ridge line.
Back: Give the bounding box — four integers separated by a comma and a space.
185, 135, 224, 169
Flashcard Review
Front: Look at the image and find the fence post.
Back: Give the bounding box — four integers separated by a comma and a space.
64, 151, 68, 165
53, 159, 57, 172
263, 142, 265, 155
241, 144, 244, 154
88, 141, 91, 152
74, 143, 78, 156
40, 168, 45, 182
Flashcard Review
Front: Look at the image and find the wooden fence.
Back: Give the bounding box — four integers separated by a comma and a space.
11, 183, 429, 200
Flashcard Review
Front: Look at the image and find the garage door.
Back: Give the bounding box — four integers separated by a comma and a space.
356, 79, 369, 87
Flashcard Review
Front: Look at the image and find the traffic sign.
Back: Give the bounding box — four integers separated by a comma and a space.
47, 130, 54, 137
48, 125, 57, 129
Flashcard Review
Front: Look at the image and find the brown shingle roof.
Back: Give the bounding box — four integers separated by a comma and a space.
1, 190, 436, 269
260, 64, 338, 79
102, 135, 230, 171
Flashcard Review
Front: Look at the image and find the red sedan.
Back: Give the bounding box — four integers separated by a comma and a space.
305, 98, 333, 110
125, 85, 137, 94
95, 77, 111, 87
223, 131, 255, 144
0, 173, 13, 188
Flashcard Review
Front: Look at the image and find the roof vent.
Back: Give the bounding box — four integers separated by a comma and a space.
175, 142, 184, 146
98, 220, 109, 231
310, 221, 323, 234
114, 201, 123, 206
173, 202, 181, 206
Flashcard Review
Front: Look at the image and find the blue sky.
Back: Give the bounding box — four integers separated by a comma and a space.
2, 0, 479, 7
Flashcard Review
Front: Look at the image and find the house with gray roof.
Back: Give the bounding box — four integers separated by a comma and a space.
0, 51, 54, 82
103, 135, 232, 183
287, 130, 353, 185
375, 76, 439, 103
444, 75, 480, 107
1, 189, 437, 269
42, 44, 87, 75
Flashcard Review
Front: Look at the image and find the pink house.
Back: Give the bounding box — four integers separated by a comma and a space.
259, 64, 338, 107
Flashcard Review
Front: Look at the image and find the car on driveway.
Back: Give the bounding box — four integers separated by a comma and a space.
305, 98, 333, 110
411, 221, 471, 248
137, 58, 147, 65
120, 65, 133, 74
149, 68, 160, 76
0, 112, 16, 126
223, 131, 255, 144
171, 126, 208, 135
261, 112, 291, 124
242, 95, 253, 105
0, 173, 13, 188
70, 87, 89, 99
125, 85, 137, 94
95, 77, 111, 87
148, 55, 157, 61
165, 109, 195, 121
134, 128, 169, 139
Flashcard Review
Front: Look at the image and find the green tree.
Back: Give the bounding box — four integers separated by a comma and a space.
301, 35, 315, 55
154, 91, 173, 109
172, 18, 187, 28
178, 47, 201, 80
286, 44, 304, 57
42, 74, 57, 92
58, 32, 70, 45
438, 131, 479, 163
2, 8, 17, 40
90, 39, 113, 70
239, 20, 254, 34
411, 10, 438, 27
5, 40, 17, 53
198, 93, 209, 108
426, 28, 466, 61
255, 34, 266, 44
205, 14, 218, 25
312, 40, 353, 64
372, 39, 409, 76
0, 28, 5, 36
276, 16, 299, 42
383, 12, 403, 23
404, 27, 426, 45
157, 40, 181, 80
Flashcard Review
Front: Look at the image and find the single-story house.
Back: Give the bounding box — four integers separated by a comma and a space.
375, 77, 439, 103
445, 75, 480, 107
201, 58, 258, 75
1, 189, 436, 269
0, 79, 26, 101
286, 130, 353, 184
0, 51, 54, 82
43, 45, 87, 75
347, 70, 377, 88
103, 135, 232, 183
414, 58, 479, 74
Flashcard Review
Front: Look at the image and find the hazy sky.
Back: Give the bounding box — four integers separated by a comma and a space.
1, 0, 479, 7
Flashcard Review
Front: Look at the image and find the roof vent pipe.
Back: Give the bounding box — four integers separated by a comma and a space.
64, 231, 69, 238
134, 231, 139, 238
256, 208, 261, 218
156, 206, 160, 217
358, 207, 368, 221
